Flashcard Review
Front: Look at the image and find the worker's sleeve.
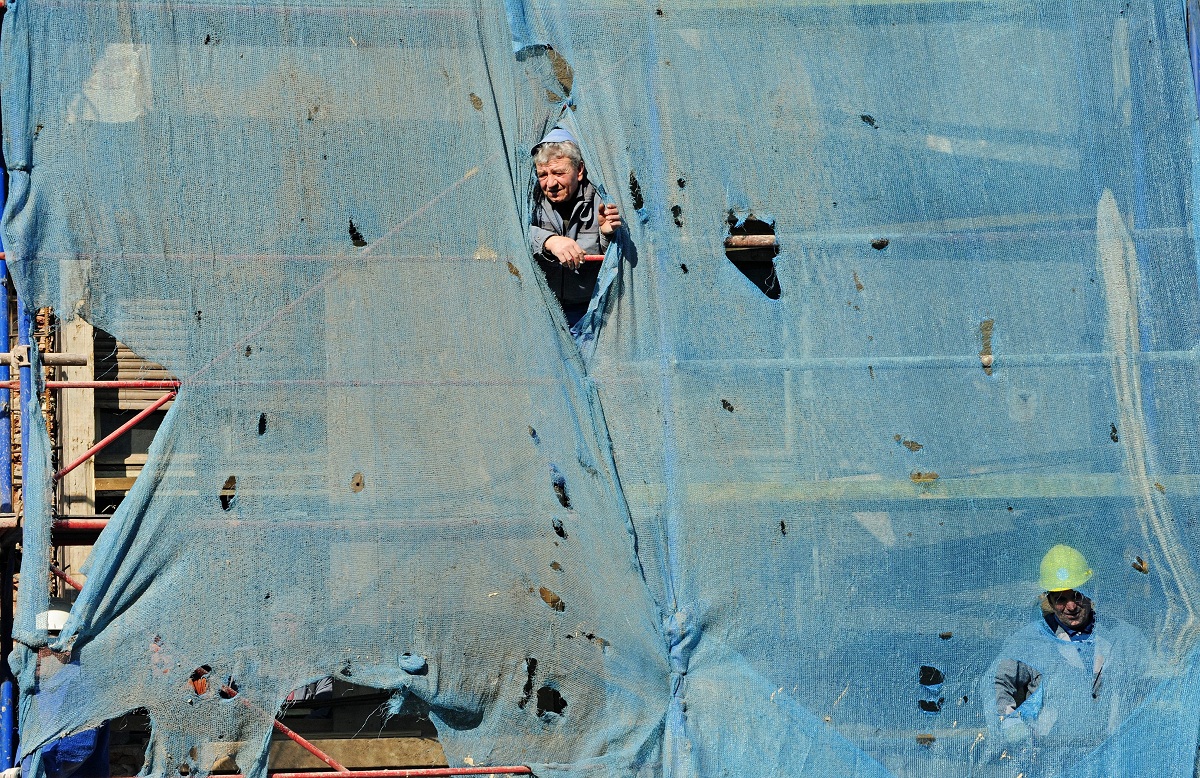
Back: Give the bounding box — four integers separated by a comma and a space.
995, 658, 1041, 718
530, 224, 555, 257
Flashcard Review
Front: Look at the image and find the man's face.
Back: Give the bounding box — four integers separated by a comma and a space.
1048, 589, 1094, 630
536, 155, 584, 204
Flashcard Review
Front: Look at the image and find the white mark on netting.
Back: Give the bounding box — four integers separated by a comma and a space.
1097, 188, 1199, 652
66, 44, 152, 124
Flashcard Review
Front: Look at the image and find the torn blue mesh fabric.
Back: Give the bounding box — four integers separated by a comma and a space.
3, 0, 1200, 776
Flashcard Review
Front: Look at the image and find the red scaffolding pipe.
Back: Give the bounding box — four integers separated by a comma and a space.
207, 769, 532, 778
268, 718, 349, 773
49, 564, 84, 592
52, 519, 110, 531
53, 391, 176, 481
0, 380, 182, 389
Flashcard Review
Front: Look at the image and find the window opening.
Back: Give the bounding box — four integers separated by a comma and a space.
725, 214, 781, 300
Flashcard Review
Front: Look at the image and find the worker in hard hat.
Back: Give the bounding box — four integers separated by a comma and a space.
982, 545, 1150, 774
529, 126, 621, 328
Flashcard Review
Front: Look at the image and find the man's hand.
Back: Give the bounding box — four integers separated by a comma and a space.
544, 236, 586, 269
598, 203, 622, 236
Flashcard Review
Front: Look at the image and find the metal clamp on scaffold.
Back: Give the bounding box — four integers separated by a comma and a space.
0, 348, 88, 368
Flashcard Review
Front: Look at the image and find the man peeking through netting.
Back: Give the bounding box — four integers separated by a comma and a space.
983, 545, 1151, 775
529, 127, 622, 328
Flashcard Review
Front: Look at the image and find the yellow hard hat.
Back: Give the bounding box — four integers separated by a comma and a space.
1040, 544, 1093, 592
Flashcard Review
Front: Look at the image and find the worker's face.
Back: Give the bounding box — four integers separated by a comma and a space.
536, 156, 584, 205
1048, 589, 1093, 630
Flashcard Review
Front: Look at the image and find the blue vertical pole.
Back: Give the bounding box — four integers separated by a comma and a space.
0, 158, 15, 769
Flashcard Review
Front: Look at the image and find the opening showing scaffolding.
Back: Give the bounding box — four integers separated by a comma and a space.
3, 0, 1200, 777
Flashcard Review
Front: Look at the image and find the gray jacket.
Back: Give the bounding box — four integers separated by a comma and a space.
529, 181, 610, 309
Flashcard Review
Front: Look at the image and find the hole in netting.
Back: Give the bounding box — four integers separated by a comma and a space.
550, 465, 571, 508
189, 665, 212, 695
529, 129, 623, 329
258, 413, 267, 435
551, 517, 567, 539
271, 680, 447, 771
218, 678, 239, 699
64, 323, 181, 517
518, 658, 538, 709
918, 665, 944, 687
536, 686, 567, 717
109, 708, 152, 776
918, 698, 944, 713
725, 214, 781, 300
219, 476, 237, 511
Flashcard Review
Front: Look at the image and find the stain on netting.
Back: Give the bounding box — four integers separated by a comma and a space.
584, 632, 610, 648
469, 93, 483, 110
939, 631, 953, 640
219, 476, 237, 511
671, 205, 683, 227
257, 413, 267, 435
894, 434, 922, 452
306, 105, 319, 122
244, 345, 252, 358
860, 114, 877, 128
544, 47, 574, 95
507, 261, 521, 279
915, 734, 935, 747
853, 271, 864, 292
552, 517, 567, 539
348, 219, 367, 248
910, 471, 938, 483
1132, 556, 1149, 574
518, 658, 537, 709
980, 319, 995, 375
539, 587, 565, 612
779, 520, 787, 536
550, 465, 571, 508
726, 213, 781, 300
550, 561, 562, 571
721, 399, 734, 413
868, 365, 875, 379
629, 172, 645, 210
536, 686, 567, 716
1155, 482, 1165, 493
350, 472, 365, 493
528, 426, 539, 443
871, 237, 889, 250
1109, 423, 1119, 443
194, 310, 202, 323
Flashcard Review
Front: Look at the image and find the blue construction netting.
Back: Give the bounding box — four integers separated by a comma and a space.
3, 0, 1200, 775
